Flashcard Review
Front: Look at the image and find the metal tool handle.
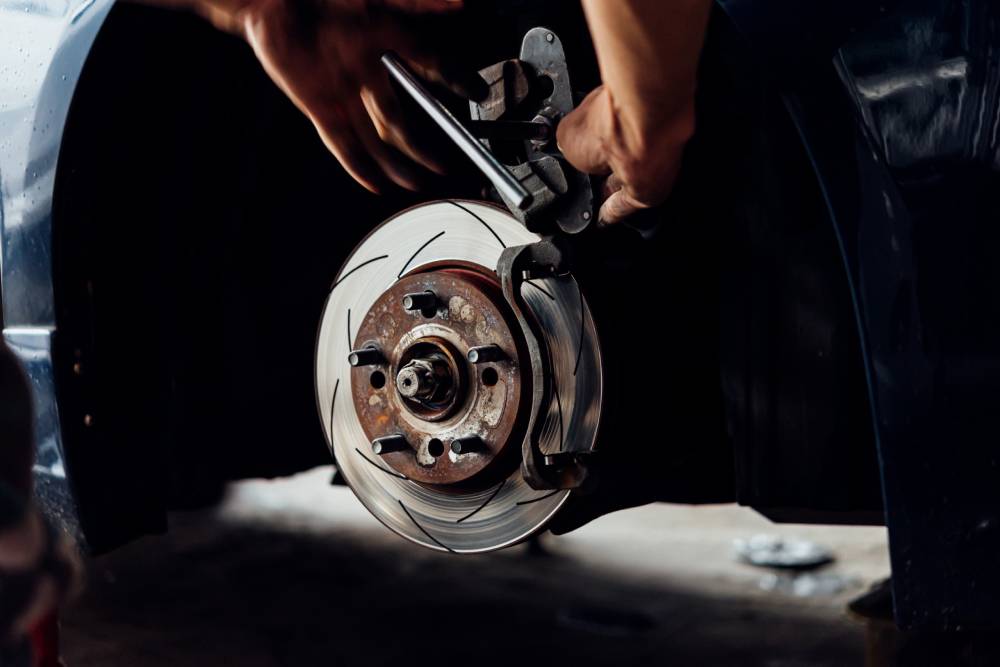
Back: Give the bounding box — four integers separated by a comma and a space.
381, 52, 533, 211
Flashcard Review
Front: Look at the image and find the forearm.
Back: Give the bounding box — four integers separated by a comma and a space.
579, 0, 711, 155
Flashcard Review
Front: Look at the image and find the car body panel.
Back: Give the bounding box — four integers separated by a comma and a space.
1, 0, 114, 547
720, 0, 1000, 630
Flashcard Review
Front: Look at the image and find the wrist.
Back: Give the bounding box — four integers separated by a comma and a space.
604, 88, 693, 198
614, 86, 695, 159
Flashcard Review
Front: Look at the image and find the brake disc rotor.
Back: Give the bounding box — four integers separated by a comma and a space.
315, 200, 602, 553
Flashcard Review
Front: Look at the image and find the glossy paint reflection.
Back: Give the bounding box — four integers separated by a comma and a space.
1, 0, 112, 544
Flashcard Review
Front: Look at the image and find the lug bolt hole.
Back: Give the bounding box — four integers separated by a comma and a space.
481, 367, 499, 386
370, 371, 386, 389
428, 439, 445, 458
421, 307, 437, 319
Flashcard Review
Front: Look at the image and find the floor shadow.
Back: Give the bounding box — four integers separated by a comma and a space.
61, 512, 870, 667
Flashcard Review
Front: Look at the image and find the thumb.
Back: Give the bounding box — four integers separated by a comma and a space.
557, 86, 612, 176
598, 187, 649, 226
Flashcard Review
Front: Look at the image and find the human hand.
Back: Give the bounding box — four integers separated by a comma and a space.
184, 0, 484, 193
556, 83, 694, 226
554, 0, 710, 227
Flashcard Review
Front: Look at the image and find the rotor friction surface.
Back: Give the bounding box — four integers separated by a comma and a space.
315, 201, 602, 553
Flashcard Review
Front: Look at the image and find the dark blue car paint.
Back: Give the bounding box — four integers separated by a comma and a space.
721, 0, 1000, 629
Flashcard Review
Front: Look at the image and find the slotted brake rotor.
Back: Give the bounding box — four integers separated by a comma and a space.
315, 201, 602, 553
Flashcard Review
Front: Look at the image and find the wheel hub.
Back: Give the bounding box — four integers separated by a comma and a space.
349, 268, 527, 485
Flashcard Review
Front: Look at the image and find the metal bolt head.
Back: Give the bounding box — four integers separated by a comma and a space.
545, 32, 555, 43
529, 111, 558, 149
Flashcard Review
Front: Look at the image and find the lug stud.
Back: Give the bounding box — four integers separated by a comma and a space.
372, 434, 410, 455
451, 436, 486, 455
349, 346, 384, 367
402, 290, 438, 312
468, 345, 505, 364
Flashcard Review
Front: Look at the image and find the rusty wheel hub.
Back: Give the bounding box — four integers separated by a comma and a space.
350, 269, 528, 486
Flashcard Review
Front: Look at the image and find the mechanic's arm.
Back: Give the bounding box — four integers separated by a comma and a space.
557, 0, 713, 225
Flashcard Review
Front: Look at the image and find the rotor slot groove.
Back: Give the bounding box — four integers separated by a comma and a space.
400, 501, 455, 553
397, 231, 446, 279
330, 255, 389, 291
456, 481, 507, 524
354, 448, 410, 481
346, 309, 352, 350
516, 490, 560, 506
329, 379, 340, 446
447, 200, 506, 249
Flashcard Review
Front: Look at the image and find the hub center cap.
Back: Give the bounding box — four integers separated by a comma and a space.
394, 342, 461, 420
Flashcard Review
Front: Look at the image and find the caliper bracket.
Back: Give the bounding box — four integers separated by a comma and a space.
497, 239, 592, 490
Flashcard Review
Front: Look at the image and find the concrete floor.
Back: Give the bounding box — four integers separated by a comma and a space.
62, 467, 893, 666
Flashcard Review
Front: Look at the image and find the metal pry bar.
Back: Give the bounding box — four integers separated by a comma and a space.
381, 52, 533, 211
